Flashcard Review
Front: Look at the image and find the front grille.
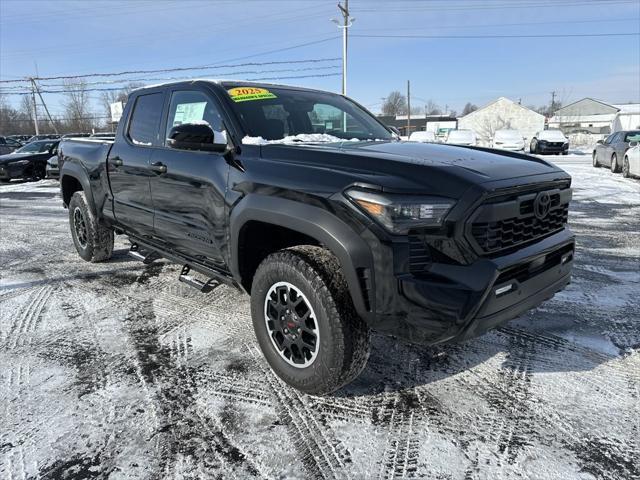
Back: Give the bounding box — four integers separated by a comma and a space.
468, 184, 571, 256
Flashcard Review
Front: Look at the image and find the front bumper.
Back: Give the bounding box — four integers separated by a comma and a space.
538, 143, 569, 154
366, 228, 574, 345
46, 166, 60, 179
0, 163, 27, 180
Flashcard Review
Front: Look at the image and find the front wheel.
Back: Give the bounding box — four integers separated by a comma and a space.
611, 153, 620, 173
250, 246, 371, 395
623, 156, 630, 178
68, 191, 114, 262
530, 142, 537, 154
593, 152, 599, 167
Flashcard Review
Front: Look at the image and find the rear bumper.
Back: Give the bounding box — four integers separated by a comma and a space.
367, 228, 574, 345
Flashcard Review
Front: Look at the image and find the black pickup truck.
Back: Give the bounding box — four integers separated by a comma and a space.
59, 80, 574, 395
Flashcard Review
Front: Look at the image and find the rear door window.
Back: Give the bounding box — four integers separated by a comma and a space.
127, 92, 164, 146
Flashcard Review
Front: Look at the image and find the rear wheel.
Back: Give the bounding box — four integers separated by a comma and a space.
68, 191, 114, 262
593, 152, 599, 167
611, 153, 620, 173
623, 156, 630, 178
250, 246, 371, 395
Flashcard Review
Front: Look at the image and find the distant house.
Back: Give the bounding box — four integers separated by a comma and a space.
548, 98, 640, 134
457, 97, 544, 146
377, 114, 457, 137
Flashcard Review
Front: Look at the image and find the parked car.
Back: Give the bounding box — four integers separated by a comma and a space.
27, 134, 60, 143
90, 133, 116, 139
446, 129, 477, 146
59, 80, 574, 395
46, 154, 60, 179
622, 141, 640, 178
62, 133, 91, 138
409, 130, 436, 143
592, 130, 640, 173
491, 129, 525, 152
0, 139, 59, 182
530, 130, 569, 155
0, 136, 23, 155
7, 134, 32, 145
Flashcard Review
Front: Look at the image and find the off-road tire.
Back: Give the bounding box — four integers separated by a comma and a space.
623, 156, 630, 178
593, 152, 599, 167
68, 191, 114, 262
611, 153, 619, 173
250, 245, 371, 395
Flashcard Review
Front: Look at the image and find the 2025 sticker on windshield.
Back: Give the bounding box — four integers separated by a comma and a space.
227, 87, 277, 102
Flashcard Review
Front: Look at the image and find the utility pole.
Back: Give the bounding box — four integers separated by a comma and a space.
407, 80, 411, 137
30, 80, 39, 135
550, 91, 557, 114
333, 0, 352, 96
31, 78, 58, 134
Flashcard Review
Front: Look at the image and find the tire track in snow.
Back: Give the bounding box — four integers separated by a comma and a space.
121, 301, 264, 478
452, 336, 639, 480
1, 285, 52, 350
247, 343, 351, 480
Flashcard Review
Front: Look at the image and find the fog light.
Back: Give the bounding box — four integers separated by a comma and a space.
495, 283, 514, 296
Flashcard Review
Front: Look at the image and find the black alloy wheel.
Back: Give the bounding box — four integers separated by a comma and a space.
264, 281, 319, 367
73, 207, 88, 248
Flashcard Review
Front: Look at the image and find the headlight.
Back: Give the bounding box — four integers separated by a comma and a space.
11, 160, 30, 166
345, 189, 455, 233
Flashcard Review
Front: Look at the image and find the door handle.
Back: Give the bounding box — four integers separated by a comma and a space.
150, 161, 167, 173
111, 157, 123, 167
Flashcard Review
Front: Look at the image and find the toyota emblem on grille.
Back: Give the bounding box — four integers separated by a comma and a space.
534, 192, 551, 219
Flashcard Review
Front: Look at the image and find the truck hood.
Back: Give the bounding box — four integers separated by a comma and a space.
258, 141, 567, 195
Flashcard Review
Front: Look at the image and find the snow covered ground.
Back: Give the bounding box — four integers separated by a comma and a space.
0, 153, 638, 479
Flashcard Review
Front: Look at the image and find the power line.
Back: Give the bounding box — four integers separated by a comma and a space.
352, 32, 639, 39
0, 72, 342, 96
0, 56, 341, 84
352, 0, 638, 12
0, 65, 342, 90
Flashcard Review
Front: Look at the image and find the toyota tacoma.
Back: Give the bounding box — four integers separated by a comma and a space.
58, 80, 574, 395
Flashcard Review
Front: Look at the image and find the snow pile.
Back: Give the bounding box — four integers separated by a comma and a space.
242, 133, 360, 145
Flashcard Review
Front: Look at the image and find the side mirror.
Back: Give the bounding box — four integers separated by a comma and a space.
596, 140, 604, 144
387, 125, 401, 136
167, 123, 228, 153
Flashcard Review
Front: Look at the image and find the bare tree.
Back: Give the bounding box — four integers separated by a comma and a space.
64, 80, 94, 132
474, 115, 510, 145
425, 100, 441, 115
382, 91, 407, 116
462, 102, 478, 116
99, 82, 144, 121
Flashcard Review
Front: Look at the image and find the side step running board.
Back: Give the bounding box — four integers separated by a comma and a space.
129, 244, 161, 264
178, 265, 220, 293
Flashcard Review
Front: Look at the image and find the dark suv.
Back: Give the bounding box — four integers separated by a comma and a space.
58, 81, 574, 395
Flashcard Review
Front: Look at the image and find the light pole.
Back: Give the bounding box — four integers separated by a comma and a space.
331, 0, 354, 96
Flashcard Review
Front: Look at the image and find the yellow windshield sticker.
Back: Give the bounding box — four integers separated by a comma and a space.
227, 87, 276, 102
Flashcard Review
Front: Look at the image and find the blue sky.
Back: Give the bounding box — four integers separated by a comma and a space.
1, 0, 639, 118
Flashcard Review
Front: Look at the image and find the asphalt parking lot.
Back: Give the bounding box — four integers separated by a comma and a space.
1, 153, 639, 479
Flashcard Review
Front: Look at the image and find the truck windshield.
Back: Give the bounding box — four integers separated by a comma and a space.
224, 85, 393, 143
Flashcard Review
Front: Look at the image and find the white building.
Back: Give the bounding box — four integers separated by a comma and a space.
457, 97, 545, 146
548, 98, 640, 134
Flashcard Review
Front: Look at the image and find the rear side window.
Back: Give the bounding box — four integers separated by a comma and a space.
128, 93, 164, 146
